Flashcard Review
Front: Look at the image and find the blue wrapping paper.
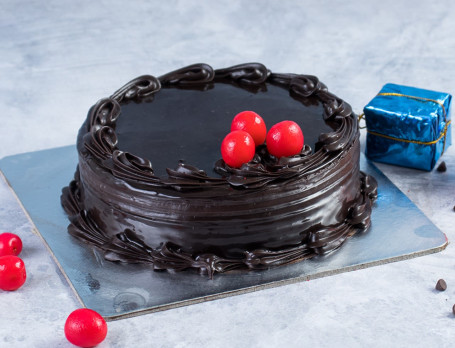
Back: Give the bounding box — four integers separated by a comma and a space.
364, 83, 452, 171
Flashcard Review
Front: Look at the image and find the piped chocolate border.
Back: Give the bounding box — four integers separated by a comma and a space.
62, 63, 378, 277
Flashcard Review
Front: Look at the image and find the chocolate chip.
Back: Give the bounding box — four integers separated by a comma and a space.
452, 304, 455, 315
437, 161, 447, 172
436, 279, 447, 291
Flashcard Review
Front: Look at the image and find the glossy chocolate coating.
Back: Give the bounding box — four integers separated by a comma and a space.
116, 83, 332, 177
61, 63, 378, 276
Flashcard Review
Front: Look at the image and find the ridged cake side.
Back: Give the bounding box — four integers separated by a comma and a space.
61, 63, 378, 277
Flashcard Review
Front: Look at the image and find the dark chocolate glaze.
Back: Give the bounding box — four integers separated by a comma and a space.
61, 63, 378, 277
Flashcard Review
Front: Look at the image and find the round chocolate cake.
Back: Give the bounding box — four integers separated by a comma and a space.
61, 63, 378, 277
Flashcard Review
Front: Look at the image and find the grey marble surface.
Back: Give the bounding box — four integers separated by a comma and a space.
0, 0, 454, 347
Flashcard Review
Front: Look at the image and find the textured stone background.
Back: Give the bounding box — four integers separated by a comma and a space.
1, 1, 454, 347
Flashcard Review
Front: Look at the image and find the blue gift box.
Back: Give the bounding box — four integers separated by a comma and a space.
363, 83, 452, 171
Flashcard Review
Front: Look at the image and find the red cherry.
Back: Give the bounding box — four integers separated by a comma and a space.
266, 121, 304, 158
0, 233, 23, 256
64, 308, 108, 348
221, 130, 256, 168
231, 111, 267, 146
0, 255, 26, 291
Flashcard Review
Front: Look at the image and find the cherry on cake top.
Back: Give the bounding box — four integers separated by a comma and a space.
221, 130, 256, 168
231, 111, 267, 146
222, 111, 305, 168
266, 120, 304, 158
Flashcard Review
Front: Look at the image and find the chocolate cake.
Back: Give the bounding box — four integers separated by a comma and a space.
61, 63, 378, 277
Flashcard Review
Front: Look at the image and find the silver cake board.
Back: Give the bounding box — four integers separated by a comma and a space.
0, 146, 448, 320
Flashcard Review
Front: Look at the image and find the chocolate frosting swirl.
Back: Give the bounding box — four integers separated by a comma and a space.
159, 63, 214, 86
214, 62, 270, 85
62, 63, 378, 277
111, 75, 161, 103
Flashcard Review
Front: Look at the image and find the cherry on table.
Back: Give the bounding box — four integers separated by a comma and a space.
64, 308, 108, 348
0, 255, 26, 291
0, 232, 23, 256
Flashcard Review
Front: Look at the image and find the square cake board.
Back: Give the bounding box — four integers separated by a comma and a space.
0, 146, 447, 320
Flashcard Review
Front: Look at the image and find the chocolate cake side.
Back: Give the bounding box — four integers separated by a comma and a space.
61, 63, 378, 276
